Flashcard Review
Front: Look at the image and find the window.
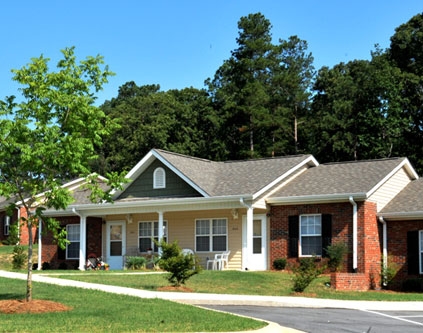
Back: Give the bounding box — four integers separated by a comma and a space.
66, 224, 80, 259
3, 216, 10, 236
153, 167, 166, 189
195, 218, 227, 252
139, 221, 167, 252
288, 214, 332, 258
300, 215, 322, 256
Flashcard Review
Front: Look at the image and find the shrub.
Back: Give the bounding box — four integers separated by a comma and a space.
381, 256, 400, 289
157, 240, 201, 286
325, 242, 348, 272
291, 256, 324, 292
12, 245, 27, 269
42, 262, 51, 270
58, 262, 68, 270
402, 278, 423, 292
126, 256, 147, 270
4, 223, 19, 246
273, 258, 287, 270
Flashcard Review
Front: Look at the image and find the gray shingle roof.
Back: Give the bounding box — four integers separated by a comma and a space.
70, 181, 110, 205
380, 178, 423, 214
269, 158, 408, 199
155, 149, 315, 197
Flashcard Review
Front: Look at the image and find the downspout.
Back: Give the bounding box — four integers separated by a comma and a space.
240, 198, 253, 270
349, 196, 358, 272
72, 208, 87, 271
15, 206, 21, 244
379, 216, 388, 286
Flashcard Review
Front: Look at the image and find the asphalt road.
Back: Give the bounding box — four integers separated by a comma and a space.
203, 305, 423, 333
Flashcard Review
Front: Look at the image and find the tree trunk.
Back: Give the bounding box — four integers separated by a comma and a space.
249, 115, 254, 157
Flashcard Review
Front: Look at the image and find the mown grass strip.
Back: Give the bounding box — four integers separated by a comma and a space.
0, 277, 265, 332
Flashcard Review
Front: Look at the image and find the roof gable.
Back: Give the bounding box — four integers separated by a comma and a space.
115, 149, 318, 199
268, 157, 417, 204
380, 178, 423, 219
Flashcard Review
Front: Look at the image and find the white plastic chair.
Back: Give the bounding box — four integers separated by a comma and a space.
181, 248, 194, 256
213, 250, 231, 270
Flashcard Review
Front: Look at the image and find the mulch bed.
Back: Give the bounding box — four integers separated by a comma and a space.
0, 300, 72, 314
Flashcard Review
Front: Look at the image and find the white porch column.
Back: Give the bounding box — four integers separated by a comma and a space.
240, 198, 254, 270
73, 208, 87, 270
157, 211, 164, 256
246, 205, 254, 269
37, 219, 42, 270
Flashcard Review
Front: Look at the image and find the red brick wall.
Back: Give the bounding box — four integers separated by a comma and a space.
42, 216, 103, 269
386, 220, 423, 289
270, 201, 382, 291
331, 273, 370, 291
270, 203, 353, 269
0, 208, 37, 245
358, 201, 381, 288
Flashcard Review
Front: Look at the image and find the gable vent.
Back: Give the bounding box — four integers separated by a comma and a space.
153, 167, 166, 189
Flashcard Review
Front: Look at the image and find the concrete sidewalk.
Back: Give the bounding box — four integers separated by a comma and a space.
2, 270, 423, 332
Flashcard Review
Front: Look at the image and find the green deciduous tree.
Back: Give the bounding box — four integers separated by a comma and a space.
388, 13, 423, 173
96, 82, 222, 174
0, 47, 125, 302
309, 55, 406, 163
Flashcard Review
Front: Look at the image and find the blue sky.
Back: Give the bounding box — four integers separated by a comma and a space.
1, 1, 422, 104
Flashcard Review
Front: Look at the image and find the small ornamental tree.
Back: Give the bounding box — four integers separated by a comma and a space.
0, 47, 125, 302
157, 240, 201, 287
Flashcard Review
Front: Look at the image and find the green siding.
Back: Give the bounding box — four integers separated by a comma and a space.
119, 160, 202, 199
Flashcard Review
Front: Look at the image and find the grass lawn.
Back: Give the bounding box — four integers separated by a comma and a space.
0, 277, 265, 332
47, 269, 423, 301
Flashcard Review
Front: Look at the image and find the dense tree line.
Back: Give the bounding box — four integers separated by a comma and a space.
95, 12, 423, 175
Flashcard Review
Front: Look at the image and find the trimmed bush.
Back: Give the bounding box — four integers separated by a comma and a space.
126, 256, 147, 270
157, 240, 201, 286
12, 245, 27, 269
42, 262, 51, 270
402, 278, 423, 292
325, 242, 348, 272
273, 258, 287, 270
292, 256, 324, 292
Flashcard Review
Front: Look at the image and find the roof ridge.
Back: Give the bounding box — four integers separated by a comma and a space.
223, 154, 311, 164
154, 149, 214, 163
321, 157, 404, 166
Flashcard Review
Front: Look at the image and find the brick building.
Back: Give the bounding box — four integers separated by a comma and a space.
6, 149, 422, 291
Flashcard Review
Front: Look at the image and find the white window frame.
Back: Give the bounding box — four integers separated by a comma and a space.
195, 218, 227, 252
419, 230, 423, 274
299, 214, 322, 257
138, 221, 167, 253
153, 167, 166, 189
66, 224, 80, 260
3, 216, 10, 236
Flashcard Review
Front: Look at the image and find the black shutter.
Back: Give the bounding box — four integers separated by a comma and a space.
322, 214, 332, 258
288, 215, 299, 258
407, 230, 419, 275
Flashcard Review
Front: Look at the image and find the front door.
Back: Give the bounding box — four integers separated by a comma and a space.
106, 221, 126, 270
242, 214, 267, 270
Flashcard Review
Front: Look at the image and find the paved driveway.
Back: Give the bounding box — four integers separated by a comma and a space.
203, 305, 423, 333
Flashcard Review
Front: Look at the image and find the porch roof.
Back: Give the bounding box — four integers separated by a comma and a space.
267, 157, 416, 204
379, 178, 423, 220
43, 194, 255, 217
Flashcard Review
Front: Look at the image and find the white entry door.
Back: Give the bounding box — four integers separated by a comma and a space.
106, 221, 126, 270
242, 214, 267, 270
